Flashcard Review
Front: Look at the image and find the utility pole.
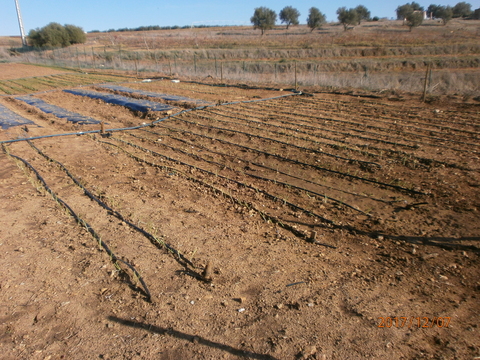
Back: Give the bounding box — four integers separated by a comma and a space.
14, 0, 28, 47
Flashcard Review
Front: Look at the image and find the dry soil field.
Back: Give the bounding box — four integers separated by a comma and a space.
0, 63, 479, 359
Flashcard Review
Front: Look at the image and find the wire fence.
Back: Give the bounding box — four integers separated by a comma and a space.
16, 46, 480, 95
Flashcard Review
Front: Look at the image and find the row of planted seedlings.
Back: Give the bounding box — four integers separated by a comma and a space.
294, 96, 480, 150
230, 96, 479, 170
100, 130, 341, 246
308, 95, 480, 130
254, 97, 480, 153
105, 102, 429, 231
163, 102, 428, 193
2, 139, 215, 302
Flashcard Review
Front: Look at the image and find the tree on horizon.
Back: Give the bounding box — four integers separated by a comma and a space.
251, 7, 277, 35
279, 6, 300, 30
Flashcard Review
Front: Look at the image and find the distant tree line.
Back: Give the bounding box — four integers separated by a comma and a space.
250, 2, 477, 34
27, 1, 479, 45
28, 23, 86, 48
90, 24, 219, 33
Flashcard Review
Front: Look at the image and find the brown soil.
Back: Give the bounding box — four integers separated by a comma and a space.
1, 67, 479, 360
0, 64, 74, 81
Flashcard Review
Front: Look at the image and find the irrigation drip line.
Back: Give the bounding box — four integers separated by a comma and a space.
142, 129, 394, 205
310, 96, 480, 130
166, 118, 426, 196
247, 102, 419, 150
0, 90, 300, 145
359, 112, 480, 138
214, 104, 474, 170
129, 131, 371, 216
104, 136, 339, 237
261, 101, 480, 152
298, 96, 480, 136
26, 140, 195, 270
255, 101, 480, 154
253, 102, 419, 150
205, 106, 381, 159
201, 108, 382, 167
2, 145, 151, 301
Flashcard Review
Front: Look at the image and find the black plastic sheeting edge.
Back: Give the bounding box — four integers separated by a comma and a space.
0, 103, 36, 130
15, 95, 101, 125
99, 84, 212, 105
64, 89, 173, 112
0, 91, 299, 144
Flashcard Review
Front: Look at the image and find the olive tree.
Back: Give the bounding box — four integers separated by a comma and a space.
306, 7, 326, 32
436, 6, 453, 25
406, 11, 424, 31
251, 7, 277, 35
355, 5, 371, 24
337, 7, 360, 31
279, 6, 300, 29
452, 2, 472, 18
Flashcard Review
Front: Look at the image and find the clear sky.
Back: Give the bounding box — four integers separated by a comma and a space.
2, 0, 480, 36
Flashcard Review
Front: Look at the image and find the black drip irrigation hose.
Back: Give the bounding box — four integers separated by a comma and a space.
0, 91, 300, 145
101, 137, 338, 248
252, 102, 420, 150
161, 121, 427, 196
26, 140, 196, 271
241, 104, 475, 171
260, 101, 480, 153
141, 129, 394, 205
204, 107, 380, 160
128, 131, 373, 216
198, 109, 382, 168
307, 96, 480, 137
2, 144, 151, 301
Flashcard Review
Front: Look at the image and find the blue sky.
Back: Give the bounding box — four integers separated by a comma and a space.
2, 0, 479, 36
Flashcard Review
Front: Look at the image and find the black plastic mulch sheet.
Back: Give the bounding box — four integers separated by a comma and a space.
64, 89, 173, 112
0, 103, 35, 129
15, 95, 101, 125
99, 84, 211, 105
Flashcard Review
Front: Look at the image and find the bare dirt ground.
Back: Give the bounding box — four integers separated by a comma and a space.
0, 65, 479, 360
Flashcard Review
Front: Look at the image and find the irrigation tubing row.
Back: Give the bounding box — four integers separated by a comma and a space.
204, 106, 381, 159
141, 129, 394, 205
210, 105, 474, 171
2, 144, 151, 301
219, 101, 471, 170
127, 131, 372, 216
308, 96, 480, 131
294, 96, 480, 137
201, 108, 382, 165
102, 137, 340, 245
164, 119, 426, 196
259, 101, 480, 151
242, 102, 420, 150
26, 140, 195, 271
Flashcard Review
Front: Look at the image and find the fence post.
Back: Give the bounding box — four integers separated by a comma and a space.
422, 63, 431, 102
135, 52, 139, 78
76, 47, 80, 69
221, 62, 223, 83
194, 53, 197, 74
295, 60, 298, 90
215, 55, 217, 76
92, 47, 96, 69
119, 45, 122, 69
